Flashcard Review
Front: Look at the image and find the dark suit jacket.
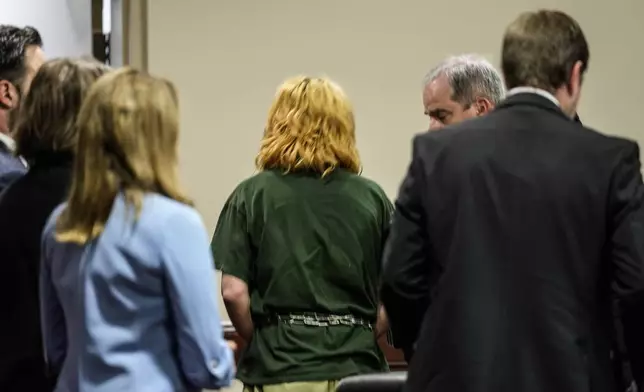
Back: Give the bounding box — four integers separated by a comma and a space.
0, 151, 73, 392
0, 141, 27, 194
389, 113, 588, 364
381, 93, 644, 392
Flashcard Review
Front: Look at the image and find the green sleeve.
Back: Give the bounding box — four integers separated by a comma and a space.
211, 192, 253, 283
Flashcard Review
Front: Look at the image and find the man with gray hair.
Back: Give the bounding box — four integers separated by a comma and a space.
383, 54, 505, 362
422, 54, 505, 130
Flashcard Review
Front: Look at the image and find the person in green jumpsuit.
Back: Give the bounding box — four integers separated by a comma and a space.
211, 76, 393, 392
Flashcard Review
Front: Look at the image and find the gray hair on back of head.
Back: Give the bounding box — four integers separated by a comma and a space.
423, 54, 506, 106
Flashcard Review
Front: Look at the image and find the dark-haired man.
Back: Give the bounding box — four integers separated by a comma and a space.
382, 10, 644, 392
0, 25, 44, 194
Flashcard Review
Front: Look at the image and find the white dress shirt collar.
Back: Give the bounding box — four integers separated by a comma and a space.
507, 87, 560, 107
0, 132, 28, 168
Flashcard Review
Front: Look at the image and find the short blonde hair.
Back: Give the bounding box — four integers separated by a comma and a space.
256, 76, 361, 176
56, 67, 191, 244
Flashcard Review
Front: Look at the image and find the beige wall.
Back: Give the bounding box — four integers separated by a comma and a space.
143, 0, 643, 231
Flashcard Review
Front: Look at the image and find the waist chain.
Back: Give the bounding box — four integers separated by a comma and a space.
258, 313, 373, 329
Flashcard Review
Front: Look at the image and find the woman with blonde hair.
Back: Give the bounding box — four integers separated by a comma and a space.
39, 68, 235, 392
212, 76, 392, 392
0, 57, 109, 392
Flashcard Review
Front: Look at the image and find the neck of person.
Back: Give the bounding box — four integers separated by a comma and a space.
0, 111, 15, 151
0, 110, 9, 136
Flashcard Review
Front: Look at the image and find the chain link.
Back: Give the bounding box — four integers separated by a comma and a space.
274, 313, 373, 330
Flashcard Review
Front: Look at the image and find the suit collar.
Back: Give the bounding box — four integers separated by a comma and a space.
496, 91, 571, 121
507, 87, 560, 107
0, 134, 29, 168
505, 88, 583, 125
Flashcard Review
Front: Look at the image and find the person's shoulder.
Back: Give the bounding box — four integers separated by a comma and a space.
117, 195, 207, 267
140, 193, 202, 230
600, 134, 640, 168
344, 171, 387, 193
408, 127, 463, 162
414, 117, 483, 147
218, 170, 278, 196
39, 203, 67, 262
570, 123, 640, 161
0, 171, 27, 204
42, 203, 67, 242
218, 171, 274, 208
0, 167, 25, 191
337, 171, 392, 206
585, 127, 638, 150
237, 170, 283, 189
0, 166, 70, 204
132, 194, 206, 250
224, 170, 313, 205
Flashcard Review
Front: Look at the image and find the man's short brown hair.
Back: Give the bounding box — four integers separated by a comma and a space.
501, 10, 589, 92
13, 57, 110, 161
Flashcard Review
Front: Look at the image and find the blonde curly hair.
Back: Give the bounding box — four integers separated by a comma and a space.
256, 76, 361, 176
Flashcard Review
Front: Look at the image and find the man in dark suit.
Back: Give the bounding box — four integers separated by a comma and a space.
381, 9, 644, 392
0, 25, 44, 193
388, 54, 507, 362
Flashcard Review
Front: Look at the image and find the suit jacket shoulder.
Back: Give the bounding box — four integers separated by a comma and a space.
0, 148, 26, 194
583, 126, 640, 163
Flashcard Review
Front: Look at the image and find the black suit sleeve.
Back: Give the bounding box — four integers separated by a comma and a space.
0, 170, 24, 196
608, 142, 644, 389
380, 135, 431, 361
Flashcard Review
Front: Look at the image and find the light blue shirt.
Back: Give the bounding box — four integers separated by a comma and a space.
40, 193, 235, 392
